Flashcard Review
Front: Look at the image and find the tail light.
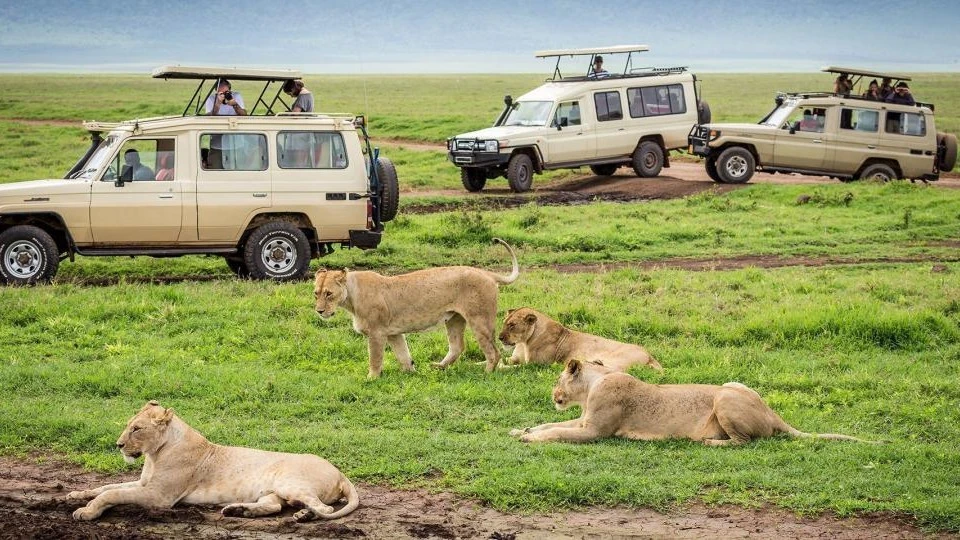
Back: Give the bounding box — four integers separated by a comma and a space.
366, 199, 374, 230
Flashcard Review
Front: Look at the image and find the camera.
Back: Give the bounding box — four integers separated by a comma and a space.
223, 91, 233, 101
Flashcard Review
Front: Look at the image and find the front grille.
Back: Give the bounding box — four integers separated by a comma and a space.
455, 139, 478, 151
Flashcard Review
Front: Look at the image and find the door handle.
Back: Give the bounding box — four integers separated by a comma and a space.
813, 139, 822, 144
158, 195, 174, 199
867, 145, 877, 149
253, 193, 268, 198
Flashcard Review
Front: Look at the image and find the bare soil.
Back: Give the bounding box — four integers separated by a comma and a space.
1, 456, 947, 539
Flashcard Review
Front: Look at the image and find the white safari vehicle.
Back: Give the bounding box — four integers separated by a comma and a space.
0, 66, 398, 284
447, 46, 710, 192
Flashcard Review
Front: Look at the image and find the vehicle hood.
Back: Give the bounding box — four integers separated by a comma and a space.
452, 125, 543, 141
0, 179, 91, 204
704, 123, 776, 135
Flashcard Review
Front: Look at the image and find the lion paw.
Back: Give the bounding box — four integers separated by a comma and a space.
72, 506, 98, 521
519, 433, 537, 443
294, 508, 315, 522
66, 490, 90, 501
509, 428, 526, 437
221, 504, 249, 517
431, 362, 448, 370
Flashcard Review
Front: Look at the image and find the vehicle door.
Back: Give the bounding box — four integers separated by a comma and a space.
196, 132, 271, 242
829, 107, 882, 174
592, 90, 633, 159
543, 99, 596, 164
877, 110, 935, 177
772, 106, 833, 170
89, 137, 183, 244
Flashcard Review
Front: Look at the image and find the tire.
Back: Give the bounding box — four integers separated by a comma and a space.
631, 141, 664, 178
0, 225, 60, 285
506, 153, 534, 192
698, 100, 712, 124
859, 163, 897, 182
939, 133, 957, 171
715, 146, 756, 184
589, 164, 619, 176
242, 222, 311, 281
705, 158, 724, 183
376, 157, 400, 222
461, 168, 487, 192
225, 257, 250, 278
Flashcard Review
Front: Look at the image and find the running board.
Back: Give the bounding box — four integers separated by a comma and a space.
76, 247, 238, 257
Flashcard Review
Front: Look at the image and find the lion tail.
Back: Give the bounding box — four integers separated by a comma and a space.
784, 426, 883, 444
321, 476, 360, 519
491, 238, 520, 285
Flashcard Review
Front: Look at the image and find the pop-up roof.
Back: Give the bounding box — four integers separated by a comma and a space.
152, 65, 304, 116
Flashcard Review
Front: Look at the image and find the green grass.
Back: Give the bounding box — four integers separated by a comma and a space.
1, 264, 958, 529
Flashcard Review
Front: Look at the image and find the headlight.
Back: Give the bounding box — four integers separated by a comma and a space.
484, 140, 498, 152
447, 139, 455, 151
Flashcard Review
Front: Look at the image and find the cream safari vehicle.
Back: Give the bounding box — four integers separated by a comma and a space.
0, 66, 399, 285
688, 67, 958, 183
447, 46, 711, 192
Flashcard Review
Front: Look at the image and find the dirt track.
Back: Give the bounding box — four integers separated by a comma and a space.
1, 456, 946, 540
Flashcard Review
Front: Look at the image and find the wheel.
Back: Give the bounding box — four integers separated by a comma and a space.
0, 225, 60, 285
698, 100, 712, 124
461, 168, 487, 192
506, 153, 534, 192
705, 158, 724, 183
376, 157, 400, 222
242, 222, 311, 281
715, 147, 756, 184
938, 133, 957, 171
859, 163, 897, 182
631, 141, 664, 178
225, 257, 249, 278
589, 164, 619, 176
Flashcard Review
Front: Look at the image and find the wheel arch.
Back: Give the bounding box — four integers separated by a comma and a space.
855, 158, 902, 180
714, 142, 761, 167
240, 212, 319, 257
0, 212, 75, 257
510, 146, 544, 173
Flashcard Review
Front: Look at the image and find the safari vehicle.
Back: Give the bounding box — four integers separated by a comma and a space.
0, 66, 399, 285
447, 46, 711, 192
688, 66, 958, 184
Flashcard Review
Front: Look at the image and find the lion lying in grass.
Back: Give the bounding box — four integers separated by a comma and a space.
498, 307, 662, 372
68, 401, 358, 521
510, 360, 878, 446
314, 238, 519, 378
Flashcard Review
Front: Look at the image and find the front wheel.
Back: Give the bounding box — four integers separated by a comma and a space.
716, 147, 755, 184
242, 222, 311, 281
506, 153, 534, 192
461, 168, 487, 192
0, 225, 60, 285
631, 141, 664, 178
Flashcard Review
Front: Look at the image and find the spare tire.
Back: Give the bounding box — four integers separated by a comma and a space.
698, 100, 712, 124
376, 157, 400, 222
939, 132, 958, 172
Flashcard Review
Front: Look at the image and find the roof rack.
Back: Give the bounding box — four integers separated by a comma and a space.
775, 91, 934, 111
152, 65, 303, 117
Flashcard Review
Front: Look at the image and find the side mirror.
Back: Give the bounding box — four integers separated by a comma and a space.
558, 117, 569, 129
789, 124, 797, 134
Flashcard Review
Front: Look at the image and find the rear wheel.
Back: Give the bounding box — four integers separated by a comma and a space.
705, 158, 724, 183
0, 225, 59, 285
506, 153, 534, 192
938, 133, 957, 171
716, 147, 755, 184
860, 163, 897, 182
242, 222, 311, 281
632, 141, 664, 178
461, 168, 487, 192
376, 157, 399, 222
589, 164, 619, 176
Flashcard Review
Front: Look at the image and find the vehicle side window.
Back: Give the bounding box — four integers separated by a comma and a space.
277, 132, 348, 169
885, 111, 926, 137
628, 84, 686, 118
107, 138, 176, 182
839, 108, 879, 132
594, 91, 622, 122
200, 133, 267, 171
553, 101, 581, 128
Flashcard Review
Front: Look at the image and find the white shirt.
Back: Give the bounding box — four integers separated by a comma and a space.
204, 91, 246, 115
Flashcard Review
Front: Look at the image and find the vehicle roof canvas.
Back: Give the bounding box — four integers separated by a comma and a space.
820, 66, 912, 81
152, 65, 303, 81
535, 45, 649, 57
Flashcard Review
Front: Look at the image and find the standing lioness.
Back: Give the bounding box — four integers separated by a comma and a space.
68, 401, 359, 521
315, 238, 519, 378
499, 307, 662, 372
511, 359, 878, 446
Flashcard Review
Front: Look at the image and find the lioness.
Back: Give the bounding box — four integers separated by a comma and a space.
499, 307, 662, 372
315, 238, 519, 378
510, 359, 877, 446
68, 401, 359, 521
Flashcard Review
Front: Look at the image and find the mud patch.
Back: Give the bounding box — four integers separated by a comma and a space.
0, 455, 946, 539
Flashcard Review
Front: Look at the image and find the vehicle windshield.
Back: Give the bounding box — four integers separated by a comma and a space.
71, 134, 121, 179
760, 99, 799, 128
503, 101, 553, 127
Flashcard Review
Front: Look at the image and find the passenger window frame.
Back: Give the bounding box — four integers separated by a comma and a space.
199, 132, 269, 172
276, 131, 350, 170
594, 91, 623, 122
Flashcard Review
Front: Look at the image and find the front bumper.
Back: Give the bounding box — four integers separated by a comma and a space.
687, 125, 713, 157
448, 151, 511, 168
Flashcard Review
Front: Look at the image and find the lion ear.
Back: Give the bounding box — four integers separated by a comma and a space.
507, 308, 517, 314
315, 268, 326, 278
566, 359, 582, 376
336, 269, 349, 283
154, 407, 175, 426
140, 400, 159, 412
524, 312, 537, 324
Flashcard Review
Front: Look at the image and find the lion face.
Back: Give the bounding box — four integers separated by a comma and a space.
499, 308, 538, 346
314, 270, 348, 318
552, 359, 591, 411
116, 401, 174, 464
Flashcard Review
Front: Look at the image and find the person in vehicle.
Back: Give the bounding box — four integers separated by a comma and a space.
885, 82, 916, 106
878, 77, 894, 100
155, 152, 175, 180
833, 73, 852, 95
862, 79, 881, 100
282, 79, 314, 112
120, 149, 154, 181
205, 78, 247, 116
798, 109, 820, 132
588, 56, 609, 79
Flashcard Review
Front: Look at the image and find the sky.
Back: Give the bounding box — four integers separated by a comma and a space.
1, 0, 958, 73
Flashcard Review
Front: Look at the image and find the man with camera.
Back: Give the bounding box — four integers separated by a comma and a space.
205, 78, 247, 116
